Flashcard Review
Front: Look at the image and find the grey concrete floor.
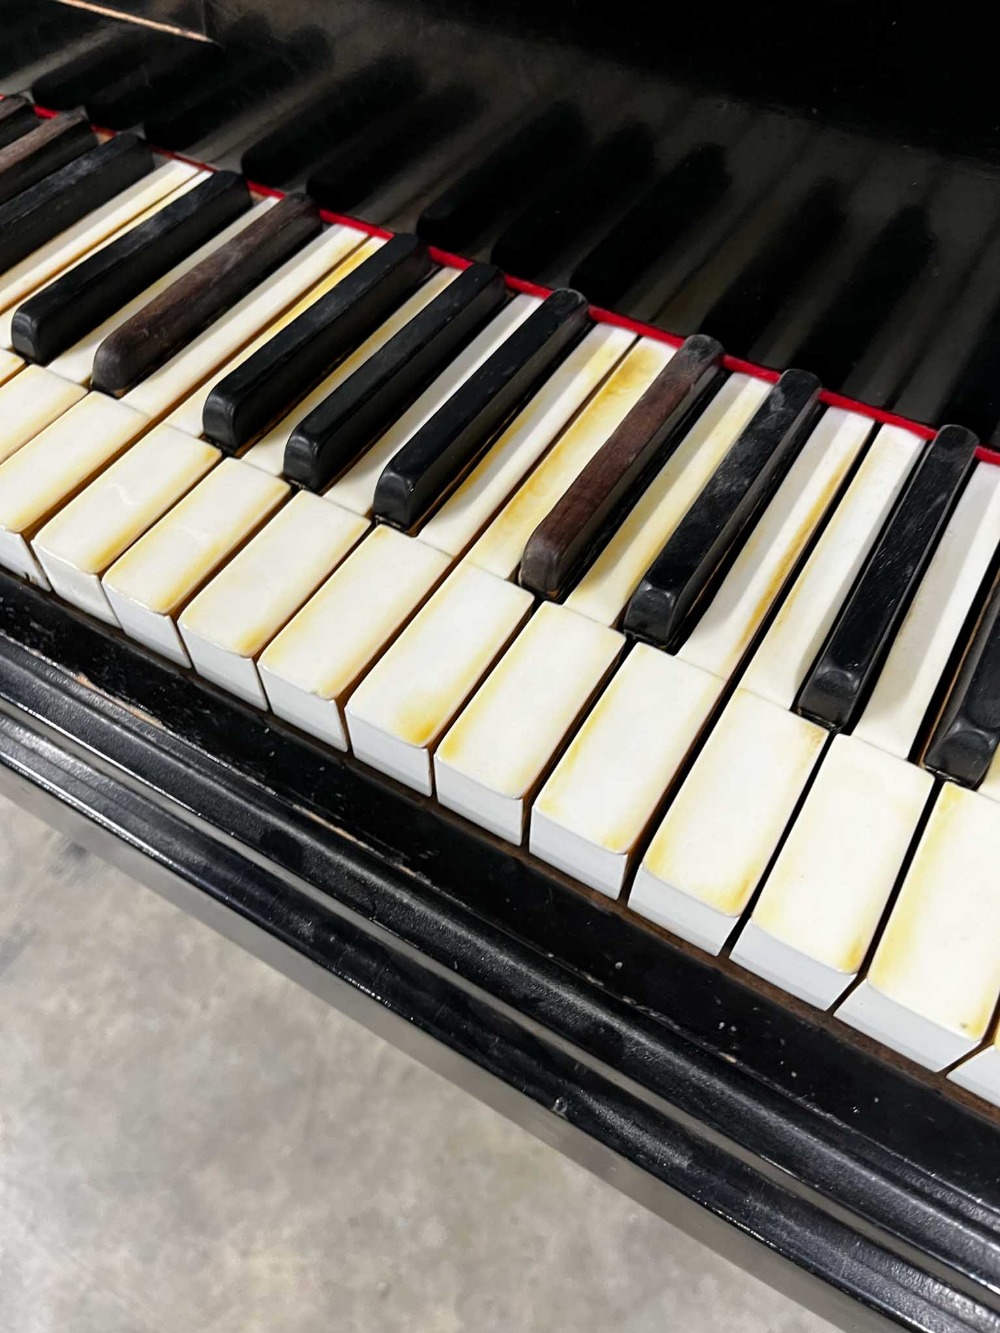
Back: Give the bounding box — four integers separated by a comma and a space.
0, 794, 840, 1333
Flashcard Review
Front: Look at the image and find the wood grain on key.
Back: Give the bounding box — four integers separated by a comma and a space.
518, 334, 723, 600
0, 111, 96, 206
0, 135, 154, 274
11, 172, 252, 366
0, 96, 40, 149
91, 194, 321, 396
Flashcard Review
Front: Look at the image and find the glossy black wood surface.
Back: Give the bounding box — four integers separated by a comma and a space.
0, 570, 998, 1333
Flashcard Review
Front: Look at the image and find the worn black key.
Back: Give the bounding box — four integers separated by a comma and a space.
0, 96, 41, 149
417, 104, 588, 252
202, 232, 431, 450
307, 86, 479, 215
0, 111, 95, 206
11, 171, 251, 365
796, 424, 979, 731
91, 193, 320, 396
569, 144, 731, 310
0, 133, 153, 274
924, 577, 1000, 786
519, 335, 724, 601
284, 263, 507, 489
86, 40, 223, 129
241, 58, 422, 187
491, 123, 656, 280
373, 288, 590, 531
624, 369, 821, 649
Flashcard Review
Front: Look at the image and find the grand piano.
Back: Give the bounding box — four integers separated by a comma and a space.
0, 3, 999, 1329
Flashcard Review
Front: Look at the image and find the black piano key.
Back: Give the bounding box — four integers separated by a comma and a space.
795, 424, 979, 732
91, 193, 320, 396
699, 179, 845, 352
241, 58, 422, 188
10, 171, 251, 365
568, 144, 731, 310
306, 86, 479, 215
0, 111, 96, 206
624, 369, 821, 649
0, 96, 41, 149
373, 288, 590, 531
518, 335, 724, 601
490, 123, 656, 280
794, 204, 936, 392
0, 133, 153, 274
85, 40, 224, 130
32, 27, 152, 110
284, 262, 507, 489
923, 578, 1000, 786
202, 232, 432, 451
416, 103, 588, 252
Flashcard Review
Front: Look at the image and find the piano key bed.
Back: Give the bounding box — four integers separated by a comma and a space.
1, 106, 999, 1333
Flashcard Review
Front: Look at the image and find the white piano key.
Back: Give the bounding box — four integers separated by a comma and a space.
853, 462, 1000, 760
837, 783, 1000, 1070
345, 563, 533, 795
731, 734, 933, 1008
102, 458, 289, 665
629, 689, 826, 953
0, 350, 23, 385
121, 221, 372, 423
31, 425, 220, 625
740, 424, 922, 708
418, 324, 635, 559
241, 264, 459, 477
564, 374, 771, 627
435, 602, 624, 844
0, 394, 149, 587
178, 492, 369, 708
325, 293, 540, 516
164, 232, 378, 440
950, 1021, 1000, 1108
0, 159, 199, 345
0, 365, 86, 465
531, 645, 723, 898
677, 408, 873, 678
48, 186, 281, 386
466, 338, 675, 581
258, 527, 450, 750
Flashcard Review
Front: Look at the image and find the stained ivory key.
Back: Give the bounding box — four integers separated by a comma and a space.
796, 424, 979, 731
434, 602, 624, 844
837, 783, 1000, 1070
628, 689, 827, 954
179, 492, 369, 708
32, 426, 220, 624
0, 366, 86, 465
624, 369, 821, 650
518, 333, 723, 600
345, 563, 534, 795
258, 526, 450, 750
531, 645, 723, 897
92, 195, 321, 396
102, 459, 289, 665
730, 734, 933, 1008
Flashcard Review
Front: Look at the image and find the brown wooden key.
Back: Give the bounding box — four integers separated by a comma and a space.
518, 333, 723, 599
91, 193, 321, 396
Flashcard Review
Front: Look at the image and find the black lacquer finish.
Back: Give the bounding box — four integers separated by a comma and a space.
625, 369, 821, 649
0, 571, 998, 1333
284, 261, 507, 490
0, 133, 153, 274
10, 171, 251, 365
372, 287, 590, 531
923, 577, 1000, 787
202, 232, 431, 451
796, 425, 980, 732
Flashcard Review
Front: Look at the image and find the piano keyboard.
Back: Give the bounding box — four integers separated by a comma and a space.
2, 118, 1000, 1117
